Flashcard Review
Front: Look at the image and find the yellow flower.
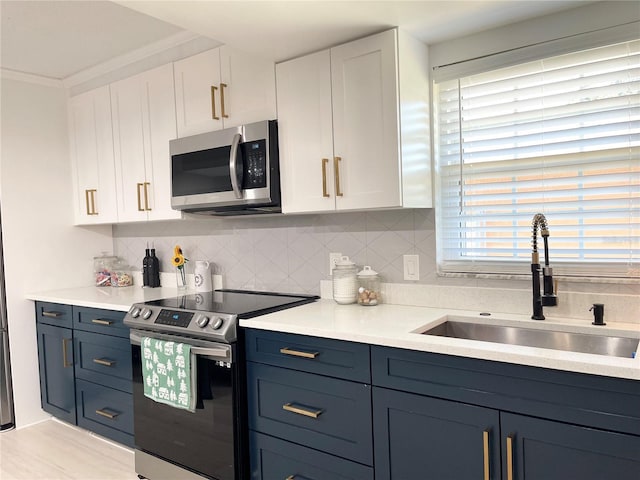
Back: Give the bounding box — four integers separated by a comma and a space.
172, 255, 185, 267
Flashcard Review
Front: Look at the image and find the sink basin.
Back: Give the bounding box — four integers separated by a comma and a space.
420, 317, 640, 358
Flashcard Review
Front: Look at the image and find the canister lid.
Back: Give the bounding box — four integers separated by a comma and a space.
357, 265, 378, 276
335, 255, 355, 267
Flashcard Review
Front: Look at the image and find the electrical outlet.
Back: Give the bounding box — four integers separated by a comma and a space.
403, 254, 420, 281
329, 252, 342, 275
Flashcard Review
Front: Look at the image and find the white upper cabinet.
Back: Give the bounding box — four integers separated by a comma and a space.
68, 86, 118, 225
277, 29, 432, 214
174, 46, 276, 137
111, 63, 181, 222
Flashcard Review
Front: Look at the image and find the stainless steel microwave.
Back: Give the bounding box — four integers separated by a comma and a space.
170, 120, 280, 215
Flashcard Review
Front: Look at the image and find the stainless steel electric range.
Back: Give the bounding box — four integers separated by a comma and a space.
124, 289, 319, 480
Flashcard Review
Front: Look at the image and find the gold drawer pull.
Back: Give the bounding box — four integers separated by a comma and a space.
220, 83, 228, 118
507, 434, 514, 480
93, 358, 115, 367
211, 85, 219, 120
91, 319, 113, 326
334, 156, 343, 197
136, 182, 145, 211
279, 347, 319, 359
483, 430, 490, 480
321, 158, 330, 197
42, 311, 62, 318
282, 402, 323, 419
95, 409, 119, 420
62, 338, 73, 368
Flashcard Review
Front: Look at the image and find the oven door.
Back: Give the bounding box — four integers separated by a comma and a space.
130, 330, 244, 480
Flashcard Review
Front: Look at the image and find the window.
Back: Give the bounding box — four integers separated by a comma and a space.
434, 38, 639, 280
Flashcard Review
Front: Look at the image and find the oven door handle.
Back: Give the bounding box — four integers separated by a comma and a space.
129, 331, 232, 362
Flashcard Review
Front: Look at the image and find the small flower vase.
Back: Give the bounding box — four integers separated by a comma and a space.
176, 267, 187, 290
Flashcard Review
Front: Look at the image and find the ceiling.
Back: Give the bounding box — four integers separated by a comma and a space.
1, 0, 592, 81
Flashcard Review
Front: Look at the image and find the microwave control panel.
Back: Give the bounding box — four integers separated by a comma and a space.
242, 139, 267, 188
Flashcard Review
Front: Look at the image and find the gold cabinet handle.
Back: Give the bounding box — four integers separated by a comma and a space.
42, 311, 62, 318
334, 156, 343, 197
220, 83, 228, 118
211, 85, 219, 120
507, 434, 514, 480
282, 402, 323, 419
91, 319, 114, 326
483, 430, 490, 480
62, 338, 72, 368
279, 347, 319, 359
321, 158, 330, 197
95, 409, 119, 420
90, 189, 98, 215
85, 189, 92, 215
136, 183, 144, 211
93, 358, 115, 367
143, 182, 151, 211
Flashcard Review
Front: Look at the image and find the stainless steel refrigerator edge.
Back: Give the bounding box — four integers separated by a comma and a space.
0, 209, 15, 431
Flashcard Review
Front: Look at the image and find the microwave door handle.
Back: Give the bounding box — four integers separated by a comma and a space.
229, 133, 243, 199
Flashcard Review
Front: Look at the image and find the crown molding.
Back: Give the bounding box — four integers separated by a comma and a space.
0, 68, 64, 88
62, 30, 206, 89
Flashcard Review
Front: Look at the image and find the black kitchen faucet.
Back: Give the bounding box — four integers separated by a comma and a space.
531, 213, 558, 320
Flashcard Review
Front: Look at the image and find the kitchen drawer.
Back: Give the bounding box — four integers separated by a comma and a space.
247, 362, 373, 465
73, 306, 128, 338
245, 329, 370, 382
75, 379, 133, 447
74, 330, 132, 393
35, 302, 73, 328
250, 431, 374, 480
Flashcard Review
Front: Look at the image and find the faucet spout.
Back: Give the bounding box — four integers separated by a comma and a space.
531, 213, 557, 320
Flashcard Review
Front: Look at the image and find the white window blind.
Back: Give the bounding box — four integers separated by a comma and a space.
435, 39, 639, 279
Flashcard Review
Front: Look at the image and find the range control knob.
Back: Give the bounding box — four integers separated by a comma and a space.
141, 308, 153, 320
195, 314, 210, 328
129, 307, 141, 318
211, 317, 224, 330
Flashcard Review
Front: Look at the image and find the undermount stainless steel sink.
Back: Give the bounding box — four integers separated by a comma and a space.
420, 317, 640, 358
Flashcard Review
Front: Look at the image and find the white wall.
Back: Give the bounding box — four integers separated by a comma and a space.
0, 77, 113, 428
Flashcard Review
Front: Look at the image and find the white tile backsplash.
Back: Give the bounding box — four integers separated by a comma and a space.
113, 209, 638, 303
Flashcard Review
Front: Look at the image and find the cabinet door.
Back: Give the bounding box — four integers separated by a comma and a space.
174, 48, 222, 137
276, 50, 336, 213
36, 323, 76, 424
111, 72, 148, 222
141, 63, 181, 221
219, 45, 276, 128
112, 64, 181, 222
373, 387, 500, 480
331, 29, 402, 210
68, 86, 118, 224
501, 412, 640, 480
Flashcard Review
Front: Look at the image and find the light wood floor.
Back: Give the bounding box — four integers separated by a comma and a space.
0, 419, 137, 479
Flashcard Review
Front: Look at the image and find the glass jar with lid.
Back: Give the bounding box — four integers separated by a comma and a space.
332, 256, 358, 304
357, 266, 381, 306
110, 259, 133, 287
93, 253, 117, 287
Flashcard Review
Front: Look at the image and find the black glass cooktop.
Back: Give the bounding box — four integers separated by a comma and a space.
145, 289, 319, 319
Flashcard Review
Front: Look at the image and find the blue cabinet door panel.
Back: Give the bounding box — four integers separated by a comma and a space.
501, 412, 640, 480
250, 431, 374, 480
73, 306, 128, 337
373, 386, 500, 480
75, 379, 134, 447
36, 323, 76, 424
245, 329, 371, 382
248, 362, 373, 465
74, 330, 132, 392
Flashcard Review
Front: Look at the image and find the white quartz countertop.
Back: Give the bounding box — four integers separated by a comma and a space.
240, 300, 640, 381
25, 288, 640, 380
26, 285, 194, 312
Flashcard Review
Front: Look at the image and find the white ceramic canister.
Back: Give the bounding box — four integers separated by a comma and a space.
194, 260, 212, 291
332, 256, 358, 304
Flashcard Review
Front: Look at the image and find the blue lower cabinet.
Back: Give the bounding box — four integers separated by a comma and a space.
36, 323, 76, 424
247, 362, 373, 465
373, 386, 501, 480
75, 379, 134, 447
250, 431, 374, 480
74, 330, 132, 393
502, 412, 640, 480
